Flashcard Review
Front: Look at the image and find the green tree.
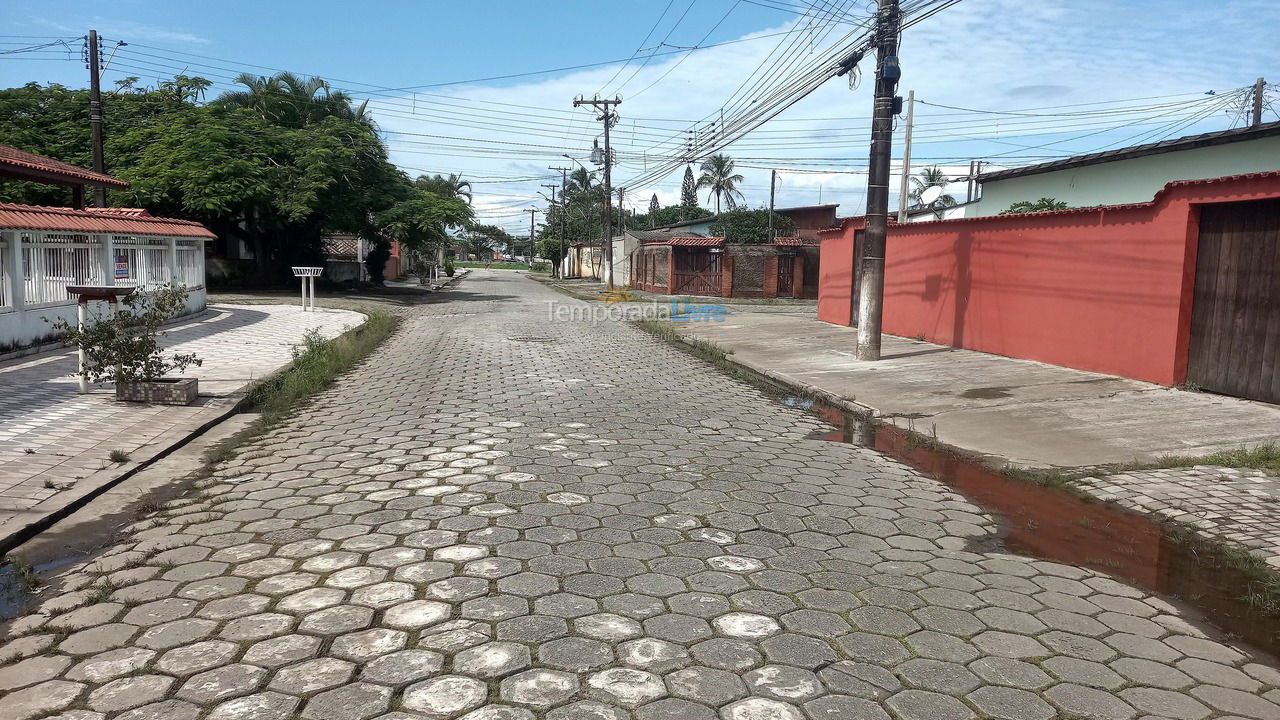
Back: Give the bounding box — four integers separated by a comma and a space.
696, 154, 746, 215
648, 194, 659, 228
465, 224, 513, 257
1001, 197, 1070, 214
414, 173, 472, 204
216, 72, 369, 127
680, 165, 698, 216
708, 208, 795, 244
909, 166, 957, 207
625, 203, 712, 231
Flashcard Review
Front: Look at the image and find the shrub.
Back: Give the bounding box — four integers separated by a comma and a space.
51, 284, 202, 383
444, 261, 455, 277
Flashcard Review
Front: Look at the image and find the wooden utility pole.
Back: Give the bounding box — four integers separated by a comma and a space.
768, 169, 777, 240
87, 29, 107, 208
855, 0, 901, 361
896, 90, 915, 223
1253, 77, 1266, 127
573, 96, 621, 289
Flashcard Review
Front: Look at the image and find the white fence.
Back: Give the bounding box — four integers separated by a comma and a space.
0, 228, 208, 352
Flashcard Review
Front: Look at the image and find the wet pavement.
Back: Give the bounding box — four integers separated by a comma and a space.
2, 270, 1278, 720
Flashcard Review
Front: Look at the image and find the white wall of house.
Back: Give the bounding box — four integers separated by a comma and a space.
0, 229, 208, 355
968, 134, 1280, 216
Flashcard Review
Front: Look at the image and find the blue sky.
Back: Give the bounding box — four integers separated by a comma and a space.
5, 0, 1280, 232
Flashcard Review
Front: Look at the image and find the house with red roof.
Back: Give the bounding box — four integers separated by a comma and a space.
0, 144, 216, 353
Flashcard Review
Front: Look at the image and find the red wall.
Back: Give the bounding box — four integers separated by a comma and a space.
817, 174, 1280, 385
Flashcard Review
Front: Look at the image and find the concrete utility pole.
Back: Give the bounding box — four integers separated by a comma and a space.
855, 0, 901, 361
573, 96, 621, 289
897, 89, 916, 223
550, 166, 571, 277
768, 169, 777, 240
1253, 77, 1266, 127
528, 208, 538, 267
542, 183, 560, 277
87, 29, 107, 208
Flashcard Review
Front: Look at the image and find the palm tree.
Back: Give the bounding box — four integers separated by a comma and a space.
217, 72, 369, 126
415, 173, 473, 204
696, 154, 745, 215
909, 166, 958, 216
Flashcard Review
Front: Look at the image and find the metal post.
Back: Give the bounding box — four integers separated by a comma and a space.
77, 301, 89, 393
897, 90, 915, 223
87, 30, 107, 208
301, 276, 307, 310
855, 0, 901, 361
308, 276, 316, 312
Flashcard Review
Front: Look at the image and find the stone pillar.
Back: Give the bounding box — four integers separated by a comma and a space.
666, 248, 676, 295
720, 253, 733, 297
2, 231, 23, 309
763, 252, 779, 298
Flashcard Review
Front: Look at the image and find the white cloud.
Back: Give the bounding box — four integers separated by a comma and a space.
33, 16, 209, 45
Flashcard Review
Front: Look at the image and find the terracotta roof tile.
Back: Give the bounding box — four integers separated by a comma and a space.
0, 203, 215, 238
0, 144, 129, 188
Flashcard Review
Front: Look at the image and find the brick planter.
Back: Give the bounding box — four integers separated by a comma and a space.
116, 378, 199, 406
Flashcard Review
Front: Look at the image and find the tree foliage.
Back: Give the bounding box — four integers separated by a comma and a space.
680, 165, 698, 212
0, 75, 471, 286
708, 208, 795, 244
697, 154, 746, 214
625, 203, 712, 231
1001, 197, 1070, 214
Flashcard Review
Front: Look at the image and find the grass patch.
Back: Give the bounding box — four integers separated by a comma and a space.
242, 310, 397, 424
108, 449, 130, 463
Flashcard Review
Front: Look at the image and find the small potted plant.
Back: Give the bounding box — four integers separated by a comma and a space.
52, 284, 203, 405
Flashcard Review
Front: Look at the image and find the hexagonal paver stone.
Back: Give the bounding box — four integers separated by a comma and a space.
895, 658, 980, 694
154, 640, 237, 677
538, 636, 614, 672
743, 665, 824, 703
220, 613, 293, 643
270, 658, 356, 695
279, 587, 348, 613
65, 647, 156, 683
330, 628, 408, 662
720, 697, 806, 720
884, 689, 976, 720
113, 699, 200, 720
1118, 687, 1211, 720
617, 638, 691, 673
713, 612, 781, 639
2, 680, 85, 719
586, 668, 666, 707
302, 682, 392, 720
241, 634, 322, 668
967, 657, 1052, 690
546, 701, 629, 720
636, 698, 717, 720
123, 598, 198, 626
384, 600, 451, 629
458, 706, 537, 720
453, 641, 532, 678
0, 654, 72, 691
404, 675, 488, 717
971, 630, 1050, 659
1045, 683, 1137, 720
207, 691, 300, 720
178, 663, 267, 704
59, 623, 138, 654
299, 605, 374, 635
803, 695, 891, 720
575, 613, 642, 640
87, 675, 174, 713
361, 649, 445, 685
491, 668, 580, 711
690, 638, 760, 672
966, 686, 1057, 720
760, 633, 838, 669
665, 666, 747, 706
1189, 684, 1280, 719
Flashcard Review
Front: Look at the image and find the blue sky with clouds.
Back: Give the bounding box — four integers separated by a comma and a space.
4, 0, 1280, 231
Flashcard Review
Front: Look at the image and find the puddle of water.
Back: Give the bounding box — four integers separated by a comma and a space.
796, 396, 1280, 656
0, 554, 83, 618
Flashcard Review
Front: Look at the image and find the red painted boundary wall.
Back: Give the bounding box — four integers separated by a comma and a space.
818, 173, 1280, 385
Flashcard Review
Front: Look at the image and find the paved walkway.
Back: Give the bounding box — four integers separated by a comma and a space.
0, 304, 363, 546
1, 271, 1277, 720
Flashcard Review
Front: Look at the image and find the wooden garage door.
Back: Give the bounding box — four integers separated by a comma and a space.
1187, 199, 1280, 404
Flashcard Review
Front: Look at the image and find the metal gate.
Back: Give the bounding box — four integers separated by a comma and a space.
1187, 199, 1280, 404
672, 249, 721, 296
777, 253, 795, 297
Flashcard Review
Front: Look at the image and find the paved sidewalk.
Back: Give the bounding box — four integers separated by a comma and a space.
0, 304, 363, 549
2, 270, 1276, 720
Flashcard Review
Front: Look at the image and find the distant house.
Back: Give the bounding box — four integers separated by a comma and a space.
969, 121, 1280, 216
657, 203, 839, 241
630, 234, 819, 299
322, 234, 401, 284
0, 145, 214, 353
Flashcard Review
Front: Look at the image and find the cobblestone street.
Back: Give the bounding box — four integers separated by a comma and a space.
2, 270, 1278, 720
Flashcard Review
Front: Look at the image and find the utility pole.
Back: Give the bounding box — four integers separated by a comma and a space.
542, 183, 560, 277
768, 169, 777, 240
528, 208, 538, 268
550, 165, 572, 277
573, 95, 621, 289
86, 29, 107, 208
896, 89, 915, 223
1253, 77, 1266, 127
855, 0, 901, 361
